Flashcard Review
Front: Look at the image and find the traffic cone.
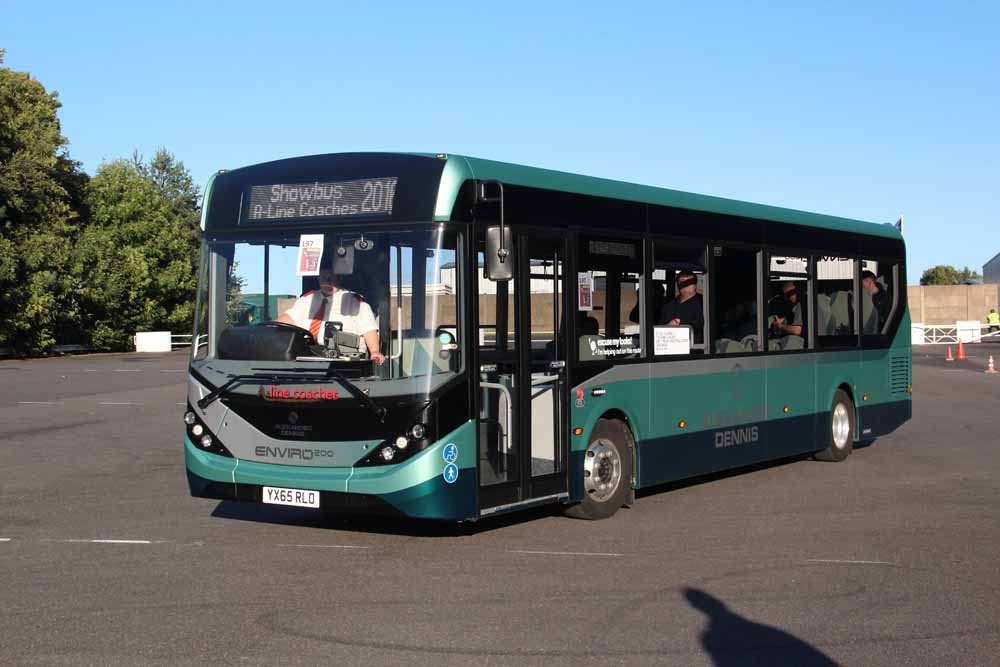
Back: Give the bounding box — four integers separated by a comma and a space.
957, 340, 967, 361
946, 346, 954, 361
987, 355, 998, 374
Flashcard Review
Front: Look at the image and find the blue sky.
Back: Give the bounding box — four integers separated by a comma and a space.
5, 1, 998, 279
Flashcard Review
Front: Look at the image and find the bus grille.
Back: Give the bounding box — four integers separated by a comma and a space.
889, 355, 910, 393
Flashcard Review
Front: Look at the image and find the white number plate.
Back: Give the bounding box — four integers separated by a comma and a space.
262, 486, 320, 508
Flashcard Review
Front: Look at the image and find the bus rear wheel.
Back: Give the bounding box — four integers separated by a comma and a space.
565, 418, 633, 520
815, 389, 854, 462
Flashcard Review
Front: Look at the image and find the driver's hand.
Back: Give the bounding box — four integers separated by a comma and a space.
371, 351, 386, 366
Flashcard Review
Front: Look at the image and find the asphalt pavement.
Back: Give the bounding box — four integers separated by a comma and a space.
0, 346, 998, 665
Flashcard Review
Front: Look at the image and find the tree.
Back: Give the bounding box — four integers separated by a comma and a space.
76, 153, 201, 350
0, 51, 88, 354
920, 265, 982, 285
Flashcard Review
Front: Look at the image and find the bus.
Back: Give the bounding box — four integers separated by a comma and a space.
184, 152, 911, 521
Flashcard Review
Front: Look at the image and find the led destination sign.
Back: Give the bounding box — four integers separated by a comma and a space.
246, 176, 398, 222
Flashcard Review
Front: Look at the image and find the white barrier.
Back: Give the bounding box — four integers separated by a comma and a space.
134, 331, 172, 352
957, 321, 982, 343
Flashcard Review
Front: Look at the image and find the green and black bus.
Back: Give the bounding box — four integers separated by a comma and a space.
185, 152, 910, 521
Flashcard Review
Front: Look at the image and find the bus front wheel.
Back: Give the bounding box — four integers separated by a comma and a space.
565, 418, 633, 520
815, 389, 855, 462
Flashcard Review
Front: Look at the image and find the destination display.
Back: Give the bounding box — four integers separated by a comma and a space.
246, 176, 398, 222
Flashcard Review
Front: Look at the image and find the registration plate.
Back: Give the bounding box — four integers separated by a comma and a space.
262, 486, 320, 508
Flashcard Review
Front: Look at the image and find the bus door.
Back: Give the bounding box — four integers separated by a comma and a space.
476, 230, 568, 513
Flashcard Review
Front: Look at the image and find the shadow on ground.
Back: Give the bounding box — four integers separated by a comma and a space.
685, 587, 839, 666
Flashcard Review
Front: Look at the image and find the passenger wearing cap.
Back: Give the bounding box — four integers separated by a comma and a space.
657, 271, 704, 341
277, 268, 385, 365
769, 281, 805, 338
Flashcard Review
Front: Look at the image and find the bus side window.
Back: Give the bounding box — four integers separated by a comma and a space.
861, 258, 895, 336
652, 240, 706, 356
766, 255, 810, 351
578, 238, 642, 361
712, 247, 760, 354
816, 257, 858, 348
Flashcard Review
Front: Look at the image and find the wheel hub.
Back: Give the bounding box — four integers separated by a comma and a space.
832, 403, 850, 449
583, 439, 622, 502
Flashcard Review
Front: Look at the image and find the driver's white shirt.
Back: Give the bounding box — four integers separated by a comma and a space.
282, 289, 377, 349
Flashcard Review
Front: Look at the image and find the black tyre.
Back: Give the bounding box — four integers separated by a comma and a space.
815, 389, 855, 462
565, 418, 633, 520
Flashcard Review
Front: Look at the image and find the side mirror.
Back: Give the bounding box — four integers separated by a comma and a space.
478, 180, 513, 282
485, 225, 513, 281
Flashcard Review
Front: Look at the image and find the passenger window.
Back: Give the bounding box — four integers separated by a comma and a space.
816, 257, 858, 348
766, 255, 810, 351
652, 241, 706, 355
578, 238, 642, 361
861, 259, 896, 335
712, 247, 760, 354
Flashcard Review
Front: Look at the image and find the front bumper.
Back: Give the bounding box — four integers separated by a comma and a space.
185, 420, 477, 520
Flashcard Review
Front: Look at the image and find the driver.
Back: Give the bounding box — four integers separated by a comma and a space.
277, 269, 385, 365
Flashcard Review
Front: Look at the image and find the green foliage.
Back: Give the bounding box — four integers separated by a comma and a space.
920, 265, 983, 285
0, 55, 202, 355
0, 58, 87, 354
77, 153, 202, 350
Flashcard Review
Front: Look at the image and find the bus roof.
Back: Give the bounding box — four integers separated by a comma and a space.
439, 153, 901, 240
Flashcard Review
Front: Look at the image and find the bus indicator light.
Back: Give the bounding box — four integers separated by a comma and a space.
678, 420, 686, 429
573, 427, 583, 436
782, 406, 790, 413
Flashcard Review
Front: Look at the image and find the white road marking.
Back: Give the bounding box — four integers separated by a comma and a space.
0, 538, 11, 542
99, 402, 138, 406
161, 369, 185, 373
507, 549, 623, 557
806, 559, 894, 566
276, 544, 370, 550
113, 369, 142, 372
47, 539, 155, 544
18, 401, 62, 405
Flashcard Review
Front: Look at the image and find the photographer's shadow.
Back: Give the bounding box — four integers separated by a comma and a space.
684, 588, 839, 666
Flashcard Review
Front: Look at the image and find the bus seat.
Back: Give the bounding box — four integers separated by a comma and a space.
715, 338, 747, 354
829, 291, 851, 333
861, 290, 879, 334
815, 293, 833, 335
740, 334, 759, 352
781, 334, 805, 350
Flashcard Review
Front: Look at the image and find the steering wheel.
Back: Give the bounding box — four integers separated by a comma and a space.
263, 320, 317, 345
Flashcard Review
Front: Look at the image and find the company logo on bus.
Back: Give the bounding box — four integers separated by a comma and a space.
258, 386, 340, 402
714, 425, 759, 449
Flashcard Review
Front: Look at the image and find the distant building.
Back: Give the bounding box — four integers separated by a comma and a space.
985, 252, 1000, 284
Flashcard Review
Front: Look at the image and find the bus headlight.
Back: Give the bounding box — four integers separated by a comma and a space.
184, 403, 233, 458
379, 446, 396, 462
409, 423, 426, 439
395, 436, 409, 450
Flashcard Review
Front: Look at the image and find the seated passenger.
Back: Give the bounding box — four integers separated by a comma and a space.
861, 270, 890, 328
657, 271, 704, 341
277, 268, 385, 364
769, 281, 806, 340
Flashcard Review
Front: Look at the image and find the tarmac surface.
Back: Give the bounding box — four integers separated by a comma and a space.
1, 345, 998, 665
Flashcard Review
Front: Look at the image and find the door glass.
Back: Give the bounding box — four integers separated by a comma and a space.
712, 247, 760, 354
526, 241, 564, 478
476, 247, 518, 486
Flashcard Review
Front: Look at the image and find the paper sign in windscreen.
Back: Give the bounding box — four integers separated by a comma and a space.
296, 234, 324, 276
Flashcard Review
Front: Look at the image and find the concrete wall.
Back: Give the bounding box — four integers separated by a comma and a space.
908, 284, 1000, 324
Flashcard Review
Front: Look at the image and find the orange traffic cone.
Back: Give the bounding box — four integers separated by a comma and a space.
957, 340, 967, 361
946, 346, 954, 361
987, 355, 998, 374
